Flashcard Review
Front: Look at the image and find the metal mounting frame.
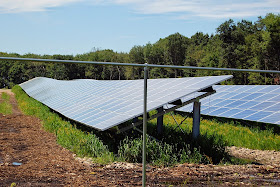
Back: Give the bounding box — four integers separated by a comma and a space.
118, 89, 216, 133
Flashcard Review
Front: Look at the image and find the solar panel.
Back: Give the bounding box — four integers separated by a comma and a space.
20, 75, 232, 131
177, 85, 280, 125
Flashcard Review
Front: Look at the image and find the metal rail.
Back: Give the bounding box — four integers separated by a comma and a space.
1, 56, 280, 74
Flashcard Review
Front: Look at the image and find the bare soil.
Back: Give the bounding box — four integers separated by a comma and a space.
0, 90, 280, 186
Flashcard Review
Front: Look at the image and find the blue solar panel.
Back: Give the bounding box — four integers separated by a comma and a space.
230, 110, 257, 119
208, 108, 229, 116
266, 103, 280, 112
269, 95, 280, 102
230, 93, 248, 100
241, 93, 263, 100
176, 85, 280, 125
244, 111, 273, 121
260, 113, 280, 124
238, 101, 259, 109
224, 100, 244, 108
249, 102, 273, 111
20, 75, 232, 131
221, 109, 242, 117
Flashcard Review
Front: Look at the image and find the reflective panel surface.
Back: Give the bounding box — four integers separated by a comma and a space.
20, 75, 232, 131
177, 85, 280, 125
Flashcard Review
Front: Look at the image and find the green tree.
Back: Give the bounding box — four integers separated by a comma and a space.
184, 32, 209, 77
261, 13, 280, 84
166, 33, 189, 77
126, 45, 145, 79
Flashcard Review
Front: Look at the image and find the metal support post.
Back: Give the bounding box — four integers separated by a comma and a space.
156, 106, 163, 135
142, 63, 148, 187
192, 101, 201, 139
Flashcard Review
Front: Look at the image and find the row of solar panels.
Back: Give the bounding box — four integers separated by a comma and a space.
20, 76, 280, 131
20, 75, 232, 131
177, 85, 280, 125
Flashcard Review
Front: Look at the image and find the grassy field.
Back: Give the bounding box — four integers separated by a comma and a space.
153, 114, 280, 151
11, 85, 280, 166
0, 92, 12, 115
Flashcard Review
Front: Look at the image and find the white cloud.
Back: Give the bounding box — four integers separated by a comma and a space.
111, 0, 280, 19
0, 0, 83, 13
1, 0, 279, 19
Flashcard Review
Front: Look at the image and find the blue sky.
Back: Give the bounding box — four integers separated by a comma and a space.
0, 0, 279, 55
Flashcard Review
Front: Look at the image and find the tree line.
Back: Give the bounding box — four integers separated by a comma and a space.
0, 13, 279, 88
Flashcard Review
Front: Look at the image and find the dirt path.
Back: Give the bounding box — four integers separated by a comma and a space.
0, 89, 14, 95
0, 90, 110, 186
0, 89, 20, 115
228, 146, 280, 165
0, 90, 280, 186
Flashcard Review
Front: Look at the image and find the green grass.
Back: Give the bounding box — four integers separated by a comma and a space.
12, 85, 280, 166
1, 92, 10, 100
154, 112, 280, 151
0, 92, 12, 115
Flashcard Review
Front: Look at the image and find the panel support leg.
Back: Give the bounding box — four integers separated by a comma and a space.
156, 106, 163, 135
192, 101, 201, 139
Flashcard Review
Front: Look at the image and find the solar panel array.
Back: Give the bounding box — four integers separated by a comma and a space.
20, 75, 232, 131
177, 85, 280, 125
